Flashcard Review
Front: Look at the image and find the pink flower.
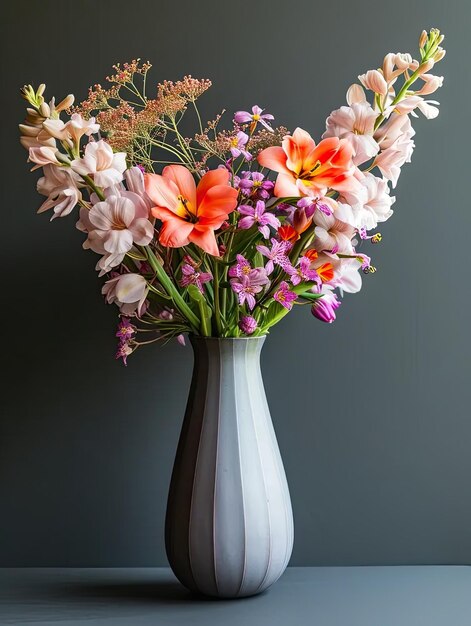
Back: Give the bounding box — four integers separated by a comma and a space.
28, 146, 61, 170
102, 273, 149, 316
237, 171, 274, 199
116, 317, 136, 342
238, 200, 280, 238
286, 257, 320, 286
116, 341, 133, 366
239, 315, 258, 335
323, 102, 380, 165
312, 205, 356, 254
373, 114, 415, 187
339, 173, 395, 230
71, 139, 127, 188
415, 74, 444, 96
358, 70, 388, 95
311, 289, 341, 323
229, 131, 252, 160
36, 164, 82, 219
179, 263, 213, 293
79, 194, 154, 273
256, 238, 292, 275
230, 267, 269, 310
43, 113, 99, 143
273, 281, 297, 310
234, 105, 274, 132
228, 254, 252, 279
124, 166, 154, 210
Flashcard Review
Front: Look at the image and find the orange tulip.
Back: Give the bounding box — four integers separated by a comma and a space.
144, 165, 238, 256
258, 127, 360, 198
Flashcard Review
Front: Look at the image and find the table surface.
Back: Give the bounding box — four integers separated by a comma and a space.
0, 567, 470, 626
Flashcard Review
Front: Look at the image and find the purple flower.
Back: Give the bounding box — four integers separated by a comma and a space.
230, 131, 252, 160
234, 105, 274, 132
179, 263, 213, 293
115, 341, 133, 366
273, 281, 297, 311
230, 267, 269, 310
116, 317, 136, 342
311, 292, 341, 323
228, 254, 252, 278
238, 171, 274, 199
239, 315, 258, 335
286, 257, 321, 286
256, 238, 292, 275
238, 200, 281, 239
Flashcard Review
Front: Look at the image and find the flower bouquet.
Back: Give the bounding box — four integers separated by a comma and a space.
19, 29, 445, 598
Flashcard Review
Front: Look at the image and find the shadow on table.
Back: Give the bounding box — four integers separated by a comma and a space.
49, 578, 262, 607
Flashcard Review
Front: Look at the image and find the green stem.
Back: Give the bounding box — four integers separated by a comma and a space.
82, 175, 105, 201
144, 246, 200, 331
212, 260, 223, 335
198, 299, 211, 336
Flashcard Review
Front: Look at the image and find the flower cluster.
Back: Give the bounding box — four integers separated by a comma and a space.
19, 29, 445, 363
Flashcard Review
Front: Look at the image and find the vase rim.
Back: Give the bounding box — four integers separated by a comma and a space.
189, 334, 266, 342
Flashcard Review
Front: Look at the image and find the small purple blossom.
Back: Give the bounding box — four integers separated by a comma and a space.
238, 200, 281, 239
230, 267, 269, 310
116, 317, 136, 342
273, 281, 297, 311
286, 257, 321, 286
180, 263, 213, 293
228, 254, 252, 278
229, 131, 252, 160
116, 341, 133, 366
256, 238, 292, 275
234, 105, 274, 132
311, 292, 341, 323
239, 315, 258, 335
238, 171, 274, 199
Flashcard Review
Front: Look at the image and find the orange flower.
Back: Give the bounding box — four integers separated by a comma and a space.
258, 127, 360, 197
277, 224, 299, 243
144, 165, 238, 256
316, 263, 335, 283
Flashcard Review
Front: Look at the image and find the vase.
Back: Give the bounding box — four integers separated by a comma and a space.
165, 336, 294, 598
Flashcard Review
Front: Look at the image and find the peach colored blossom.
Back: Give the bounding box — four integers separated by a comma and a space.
37, 164, 82, 219
71, 139, 127, 188
323, 102, 379, 165
358, 70, 388, 95
145, 165, 238, 256
258, 127, 360, 197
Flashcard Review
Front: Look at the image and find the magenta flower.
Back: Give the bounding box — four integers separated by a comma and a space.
228, 254, 252, 278
311, 291, 341, 323
286, 257, 321, 286
234, 105, 274, 132
115, 341, 133, 366
180, 263, 213, 293
256, 238, 292, 275
273, 281, 297, 311
230, 267, 269, 310
239, 315, 258, 335
229, 131, 252, 160
238, 200, 281, 239
238, 172, 274, 199
116, 317, 136, 342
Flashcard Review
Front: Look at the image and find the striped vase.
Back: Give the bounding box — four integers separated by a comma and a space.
165, 336, 294, 598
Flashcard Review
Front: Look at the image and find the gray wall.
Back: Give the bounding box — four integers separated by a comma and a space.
1, 0, 470, 567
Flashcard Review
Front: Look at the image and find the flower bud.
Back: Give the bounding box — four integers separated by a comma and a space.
311, 292, 341, 324
55, 94, 75, 112
239, 315, 258, 335
38, 102, 51, 118
419, 30, 428, 49
18, 123, 40, 137
434, 47, 446, 62
346, 83, 366, 105
395, 53, 413, 70
417, 59, 435, 75
358, 70, 388, 95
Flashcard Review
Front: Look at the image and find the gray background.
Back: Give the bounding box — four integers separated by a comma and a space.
1, 0, 470, 567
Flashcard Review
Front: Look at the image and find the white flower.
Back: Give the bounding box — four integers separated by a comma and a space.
340, 172, 395, 230
374, 114, 415, 187
78, 193, 154, 274
37, 165, 82, 219
324, 102, 380, 165
102, 273, 149, 316
43, 113, 99, 143
71, 140, 127, 188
